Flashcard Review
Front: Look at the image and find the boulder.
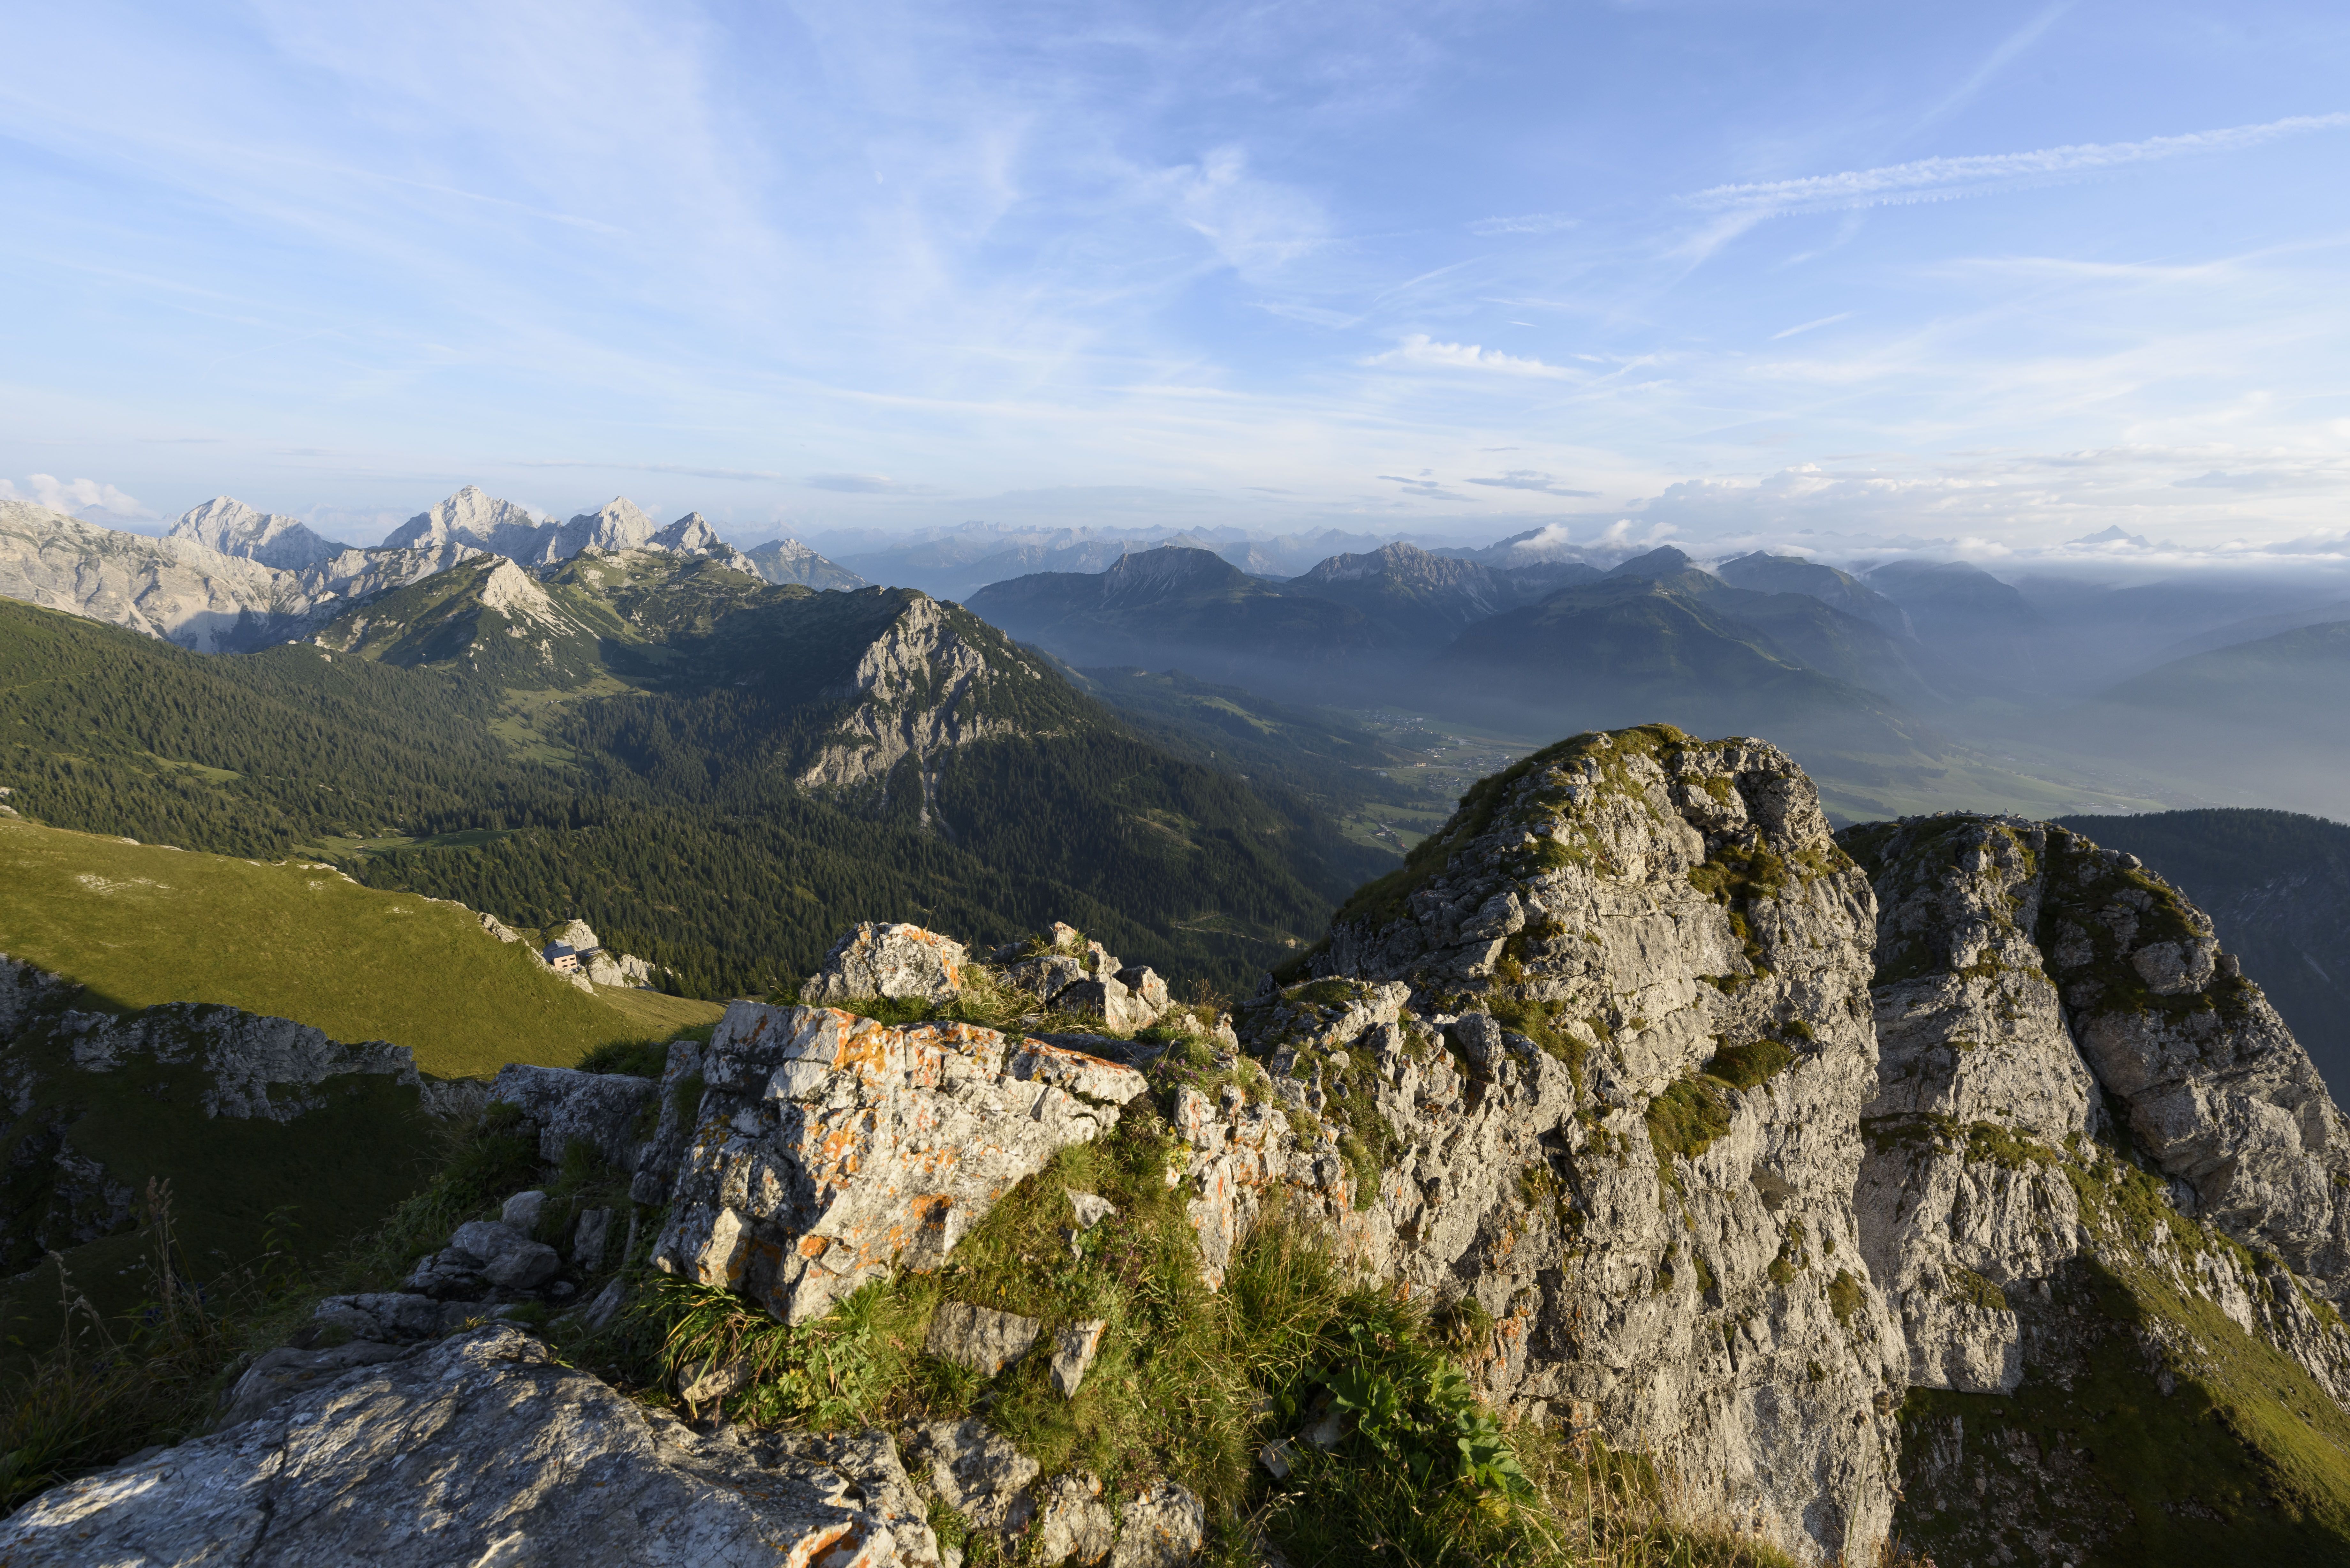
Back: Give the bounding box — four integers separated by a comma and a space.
489, 1062, 659, 1166
573, 1206, 613, 1271
1033, 1473, 1116, 1564
905, 1419, 1038, 1537
651, 1003, 1143, 1323
1111, 1482, 1205, 1568
550, 917, 600, 951
926, 1300, 1042, 1377
1115, 966, 1172, 1013
1050, 1319, 1108, 1397
1055, 976, 1158, 1033
0, 1325, 943, 1566
500, 1188, 547, 1232
215, 1341, 406, 1429
802, 921, 972, 1005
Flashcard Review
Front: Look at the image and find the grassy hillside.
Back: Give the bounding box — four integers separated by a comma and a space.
0, 817, 718, 1078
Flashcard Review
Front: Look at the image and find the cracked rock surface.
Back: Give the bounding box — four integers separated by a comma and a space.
653, 1002, 1145, 1323
0, 1325, 942, 1566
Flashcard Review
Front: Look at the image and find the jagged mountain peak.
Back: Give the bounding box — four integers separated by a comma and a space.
382, 486, 547, 554
167, 496, 352, 569
555, 497, 659, 556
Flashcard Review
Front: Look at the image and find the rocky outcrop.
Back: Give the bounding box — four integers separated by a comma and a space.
652, 1002, 1146, 1323
997, 923, 1172, 1032
489, 1063, 660, 1166
652, 511, 764, 575
1245, 726, 1906, 1564
804, 921, 974, 1006
0, 1325, 945, 1567
2037, 825, 2350, 1294
1843, 812, 2350, 1561
1850, 815, 2097, 1392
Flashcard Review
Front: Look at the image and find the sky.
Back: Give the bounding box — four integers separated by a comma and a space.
1, 0, 2346, 558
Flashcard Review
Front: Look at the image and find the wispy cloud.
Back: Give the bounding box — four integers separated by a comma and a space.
521, 460, 791, 481
804, 472, 941, 494
1467, 470, 1597, 497
1770, 312, 1853, 341
1911, 3, 2074, 135
1365, 335, 1571, 378
1688, 114, 2350, 217
1470, 212, 1575, 236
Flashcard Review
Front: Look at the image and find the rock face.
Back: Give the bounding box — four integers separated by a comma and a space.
652, 511, 764, 575
167, 495, 352, 569
489, 1062, 660, 1166
792, 595, 1031, 810
1843, 813, 2350, 1561
748, 534, 869, 590
804, 921, 974, 1006
652, 1002, 1145, 1323
0, 1325, 944, 1567
1217, 727, 1906, 1563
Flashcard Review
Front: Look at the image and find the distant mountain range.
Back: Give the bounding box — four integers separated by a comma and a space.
0, 486, 859, 654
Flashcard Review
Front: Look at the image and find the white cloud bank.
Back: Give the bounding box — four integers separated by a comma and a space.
1, 474, 153, 521
1366, 335, 1570, 378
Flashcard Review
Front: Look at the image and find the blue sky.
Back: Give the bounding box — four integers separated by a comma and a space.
2, 0, 2346, 556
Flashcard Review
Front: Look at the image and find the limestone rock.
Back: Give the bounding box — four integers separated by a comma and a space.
906, 1419, 1040, 1537
679, 1354, 754, 1405
573, 1206, 613, 1271
489, 1061, 658, 1166
1111, 1481, 1204, 1568
998, 927, 1166, 1031
0, 1325, 940, 1565
310, 1292, 451, 1344
1849, 816, 2094, 1392
652, 1002, 1143, 1323
804, 920, 974, 1005
2038, 824, 2350, 1297
215, 1341, 405, 1429
0, 498, 463, 653
1261, 728, 1906, 1564
500, 1188, 547, 1232
927, 1300, 1043, 1377
793, 596, 1028, 799
632, 1036, 709, 1204
1033, 1473, 1117, 1564
1051, 1319, 1108, 1396
1844, 811, 2350, 1559
167, 496, 351, 569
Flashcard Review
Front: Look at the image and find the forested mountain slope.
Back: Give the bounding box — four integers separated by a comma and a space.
0, 556, 1383, 994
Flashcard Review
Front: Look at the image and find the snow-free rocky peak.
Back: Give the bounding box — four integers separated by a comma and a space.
166, 496, 352, 569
